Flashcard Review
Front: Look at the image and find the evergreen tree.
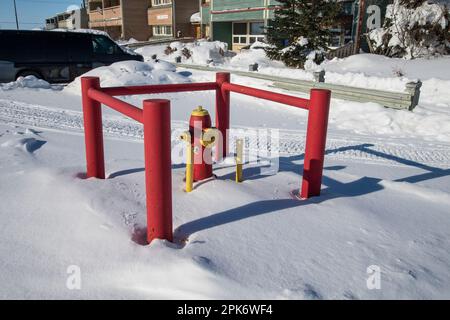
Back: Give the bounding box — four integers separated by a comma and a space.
265, 0, 341, 68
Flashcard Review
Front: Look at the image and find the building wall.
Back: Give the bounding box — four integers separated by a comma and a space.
122, 0, 151, 40
174, 0, 198, 37
88, 6, 122, 28
148, 7, 173, 26
148, 0, 198, 38
45, 8, 88, 30
210, 0, 279, 22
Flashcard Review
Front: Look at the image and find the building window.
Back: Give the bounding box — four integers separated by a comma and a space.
250, 22, 264, 35
232, 22, 265, 46
152, 0, 172, 6
153, 25, 173, 36
233, 23, 247, 35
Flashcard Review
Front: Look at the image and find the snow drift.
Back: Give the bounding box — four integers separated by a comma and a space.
1, 76, 52, 90
65, 60, 190, 94
136, 40, 232, 65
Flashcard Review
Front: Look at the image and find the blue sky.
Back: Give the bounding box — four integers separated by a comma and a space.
0, 0, 85, 30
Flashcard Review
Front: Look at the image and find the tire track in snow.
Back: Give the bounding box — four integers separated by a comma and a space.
1, 98, 450, 168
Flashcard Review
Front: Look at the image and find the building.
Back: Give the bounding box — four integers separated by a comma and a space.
201, 0, 272, 51
86, 0, 151, 40
200, 0, 357, 52
147, 0, 199, 39
45, 7, 88, 30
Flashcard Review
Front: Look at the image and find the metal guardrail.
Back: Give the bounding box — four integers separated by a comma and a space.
175, 63, 422, 111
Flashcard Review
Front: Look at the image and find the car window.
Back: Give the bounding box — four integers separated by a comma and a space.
92, 36, 117, 55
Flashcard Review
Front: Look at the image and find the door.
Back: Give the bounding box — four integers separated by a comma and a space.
44, 33, 70, 82
195, 25, 201, 39
68, 33, 93, 79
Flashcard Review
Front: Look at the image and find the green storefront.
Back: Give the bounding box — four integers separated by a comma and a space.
202, 0, 392, 52
202, 0, 279, 51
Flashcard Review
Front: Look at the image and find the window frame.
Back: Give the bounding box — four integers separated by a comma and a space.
152, 25, 173, 36
232, 21, 265, 46
151, 0, 172, 6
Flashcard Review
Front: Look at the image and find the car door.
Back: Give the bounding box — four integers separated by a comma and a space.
44, 33, 71, 82
67, 33, 93, 79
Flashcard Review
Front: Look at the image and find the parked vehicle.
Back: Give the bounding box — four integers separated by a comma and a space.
0, 30, 144, 83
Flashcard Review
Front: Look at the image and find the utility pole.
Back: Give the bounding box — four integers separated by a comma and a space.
13, 0, 19, 29
354, 0, 366, 54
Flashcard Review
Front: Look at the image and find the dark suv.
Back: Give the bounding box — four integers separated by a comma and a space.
0, 30, 144, 83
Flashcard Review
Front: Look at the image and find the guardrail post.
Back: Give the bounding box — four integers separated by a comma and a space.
81, 76, 105, 179
215, 72, 230, 161
313, 70, 325, 83
143, 99, 173, 243
300, 89, 331, 199
405, 80, 422, 111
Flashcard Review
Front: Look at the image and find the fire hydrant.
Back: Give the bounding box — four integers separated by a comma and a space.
180, 106, 219, 191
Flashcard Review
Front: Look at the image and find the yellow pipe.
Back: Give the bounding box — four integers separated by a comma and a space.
185, 141, 194, 193
235, 138, 243, 183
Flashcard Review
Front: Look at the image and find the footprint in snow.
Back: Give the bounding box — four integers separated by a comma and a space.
1, 137, 47, 153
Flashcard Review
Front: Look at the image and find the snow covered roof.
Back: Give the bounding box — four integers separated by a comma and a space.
190, 12, 201, 23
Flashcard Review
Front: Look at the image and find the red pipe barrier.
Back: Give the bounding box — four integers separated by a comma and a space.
222, 82, 310, 110
215, 72, 230, 161
81, 77, 105, 179
80, 72, 331, 244
101, 82, 218, 96
300, 89, 331, 199
143, 99, 173, 243
88, 88, 143, 123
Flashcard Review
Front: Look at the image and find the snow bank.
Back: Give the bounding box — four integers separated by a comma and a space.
65, 60, 190, 94
330, 99, 450, 143
116, 38, 139, 46
136, 40, 231, 65
1, 76, 52, 90
320, 54, 450, 80
318, 54, 450, 106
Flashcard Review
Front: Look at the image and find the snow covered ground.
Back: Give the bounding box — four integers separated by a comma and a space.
1, 53, 450, 299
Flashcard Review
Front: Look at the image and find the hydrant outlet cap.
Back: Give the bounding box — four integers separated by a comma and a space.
191, 106, 209, 117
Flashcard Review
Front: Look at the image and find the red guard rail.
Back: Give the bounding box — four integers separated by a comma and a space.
81, 72, 331, 244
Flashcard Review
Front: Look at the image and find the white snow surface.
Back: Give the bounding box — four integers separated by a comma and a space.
1, 53, 450, 299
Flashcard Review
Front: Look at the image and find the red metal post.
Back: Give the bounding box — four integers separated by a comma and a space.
300, 89, 331, 199
143, 99, 173, 243
102, 82, 218, 97
222, 82, 309, 110
215, 72, 230, 161
88, 88, 143, 123
81, 77, 105, 179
